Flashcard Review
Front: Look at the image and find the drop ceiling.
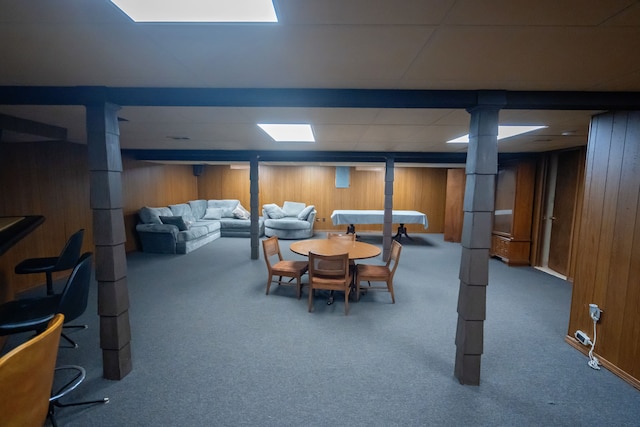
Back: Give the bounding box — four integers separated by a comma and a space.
1, 0, 639, 161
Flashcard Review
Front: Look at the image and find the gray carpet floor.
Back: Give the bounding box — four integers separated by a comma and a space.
6, 233, 640, 426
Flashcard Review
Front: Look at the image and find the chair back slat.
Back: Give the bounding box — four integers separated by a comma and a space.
388, 240, 403, 277
327, 232, 355, 241
309, 252, 350, 280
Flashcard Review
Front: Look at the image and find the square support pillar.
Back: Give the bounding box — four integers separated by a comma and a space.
86, 101, 132, 381
454, 100, 502, 386
250, 156, 260, 259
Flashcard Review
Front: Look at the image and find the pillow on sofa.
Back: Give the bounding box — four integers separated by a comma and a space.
297, 205, 315, 221
159, 216, 190, 231
169, 203, 196, 223
139, 206, 172, 224
204, 207, 224, 220
283, 201, 306, 217
188, 200, 208, 220
208, 199, 240, 218
232, 204, 250, 220
263, 203, 286, 219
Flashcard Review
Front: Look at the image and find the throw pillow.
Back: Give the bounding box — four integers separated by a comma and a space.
263, 203, 286, 219
283, 201, 306, 217
232, 205, 250, 220
159, 216, 190, 231
203, 207, 223, 220
297, 205, 315, 221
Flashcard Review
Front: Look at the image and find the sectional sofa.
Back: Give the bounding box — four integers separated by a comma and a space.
136, 199, 264, 254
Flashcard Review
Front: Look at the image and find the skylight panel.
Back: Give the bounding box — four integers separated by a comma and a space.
258, 124, 315, 142
110, 0, 278, 23
447, 125, 547, 143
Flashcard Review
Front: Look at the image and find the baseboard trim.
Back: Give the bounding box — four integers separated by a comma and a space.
565, 335, 640, 391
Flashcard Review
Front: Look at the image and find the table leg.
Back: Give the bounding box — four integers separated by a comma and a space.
393, 224, 413, 242
346, 224, 356, 234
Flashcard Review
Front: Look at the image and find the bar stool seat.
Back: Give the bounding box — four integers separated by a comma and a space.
0, 297, 57, 336
15, 229, 84, 295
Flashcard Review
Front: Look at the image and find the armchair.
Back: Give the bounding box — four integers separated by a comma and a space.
263, 201, 316, 239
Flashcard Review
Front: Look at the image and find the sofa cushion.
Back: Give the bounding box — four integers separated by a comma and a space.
283, 201, 306, 217
169, 203, 196, 222
264, 218, 312, 231
219, 218, 251, 230
139, 206, 173, 224
297, 205, 315, 221
204, 207, 224, 220
159, 216, 190, 231
191, 220, 221, 234
232, 204, 251, 219
208, 199, 240, 218
176, 225, 211, 242
263, 203, 286, 219
188, 200, 208, 220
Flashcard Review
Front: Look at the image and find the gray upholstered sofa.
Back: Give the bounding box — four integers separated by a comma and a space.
262, 201, 316, 239
136, 199, 264, 254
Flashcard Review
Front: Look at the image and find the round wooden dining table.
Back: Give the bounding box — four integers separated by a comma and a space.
290, 238, 380, 260
290, 238, 380, 306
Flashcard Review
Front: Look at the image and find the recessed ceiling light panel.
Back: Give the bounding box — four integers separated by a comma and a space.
258, 124, 315, 142
447, 125, 547, 143
110, 0, 278, 23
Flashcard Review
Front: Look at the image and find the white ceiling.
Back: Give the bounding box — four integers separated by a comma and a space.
1, 0, 639, 157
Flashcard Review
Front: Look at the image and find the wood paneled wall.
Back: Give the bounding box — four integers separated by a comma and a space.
0, 141, 93, 294
197, 165, 447, 234
568, 111, 640, 387
444, 168, 466, 242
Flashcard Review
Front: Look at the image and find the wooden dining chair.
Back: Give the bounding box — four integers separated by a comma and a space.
308, 252, 353, 315
262, 236, 309, 299
0, 313, 64, 427
356, 240, 402, 303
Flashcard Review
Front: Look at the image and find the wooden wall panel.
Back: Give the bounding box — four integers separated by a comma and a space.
444, 168, 465, 242
569, 111, 640, 386
394, 167, 447, 233
567, 147, 586, 282
0, 141, 92, 294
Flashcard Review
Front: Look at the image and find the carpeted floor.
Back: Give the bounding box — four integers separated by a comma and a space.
6, 233, 640, 426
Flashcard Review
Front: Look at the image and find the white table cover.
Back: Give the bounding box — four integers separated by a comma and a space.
331, 210, 428, 229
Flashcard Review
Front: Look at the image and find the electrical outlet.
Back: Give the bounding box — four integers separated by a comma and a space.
589, 304, 601, 322
575, 330, 592, 346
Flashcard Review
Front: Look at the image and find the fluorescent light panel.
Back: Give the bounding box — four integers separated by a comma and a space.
447, 125, 547, 143
110, 0, 278, 23
229, 164, 250, 170
258, 124, 315, 142
355, 166, 384, 172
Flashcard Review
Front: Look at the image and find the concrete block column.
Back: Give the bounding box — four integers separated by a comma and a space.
86, 102, 132, 380
250, 156, 259, 260
383, 157, 394, 260
454, 99, 501, 385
